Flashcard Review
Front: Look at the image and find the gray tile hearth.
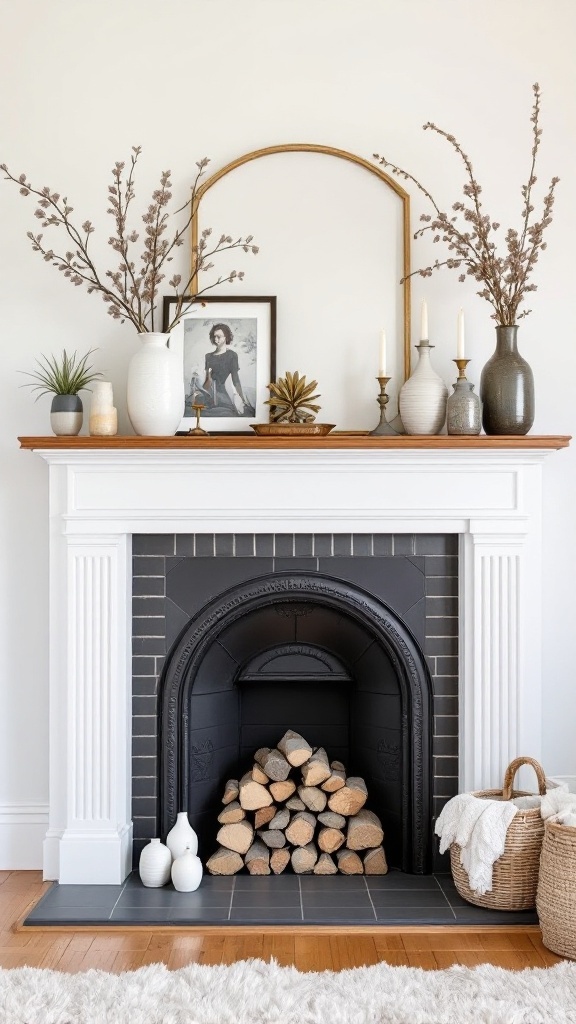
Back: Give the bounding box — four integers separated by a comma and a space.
23, 871, 538, 928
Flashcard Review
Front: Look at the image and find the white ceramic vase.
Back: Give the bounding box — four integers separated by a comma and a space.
89, 381, 118, 437
138, 838, 172, 888
399, 341, 448, 435
166, 811, 198, 859
127, 332, 184, 436
171, 845, 203, 892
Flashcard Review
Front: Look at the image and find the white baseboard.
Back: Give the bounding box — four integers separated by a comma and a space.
0, 804, 49, 869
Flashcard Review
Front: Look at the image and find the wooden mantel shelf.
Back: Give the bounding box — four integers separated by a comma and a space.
18, 434, 571, 451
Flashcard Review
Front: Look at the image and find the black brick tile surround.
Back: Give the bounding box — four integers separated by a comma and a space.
132, 534, 458, 869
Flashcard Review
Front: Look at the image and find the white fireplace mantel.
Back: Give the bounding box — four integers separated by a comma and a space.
23, 436, 569, 883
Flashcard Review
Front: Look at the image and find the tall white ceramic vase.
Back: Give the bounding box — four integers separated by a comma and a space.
127, 332, 184, 436
166, 811, 198, 859
399, 341, 448, 435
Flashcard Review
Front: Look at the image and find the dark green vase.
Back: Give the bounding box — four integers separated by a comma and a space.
480, 325, 534, 435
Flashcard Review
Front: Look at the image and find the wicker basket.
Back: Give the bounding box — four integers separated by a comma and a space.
450, 756, 546, 911
537, 820, 576, 959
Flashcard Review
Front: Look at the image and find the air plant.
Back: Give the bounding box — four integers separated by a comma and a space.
21, 348, 102, 398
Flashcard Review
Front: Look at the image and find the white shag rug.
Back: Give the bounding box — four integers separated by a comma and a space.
1, 958, 575, 1024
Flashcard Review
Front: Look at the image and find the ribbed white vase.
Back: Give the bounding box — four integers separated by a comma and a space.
138, 838, 172, 888
166, 811, 198, 859
399, 341, 448, 435
127, 332, 184, 436
171, 845, 203, 892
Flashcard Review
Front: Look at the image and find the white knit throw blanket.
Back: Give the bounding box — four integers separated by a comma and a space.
435, 795, 518, 894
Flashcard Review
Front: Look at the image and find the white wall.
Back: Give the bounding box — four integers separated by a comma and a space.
0, 0, 574, 866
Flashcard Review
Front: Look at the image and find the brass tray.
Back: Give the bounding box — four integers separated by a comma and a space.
251, 423, 336, 437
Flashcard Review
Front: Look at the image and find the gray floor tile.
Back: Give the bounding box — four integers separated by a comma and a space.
229, 907, 303, 923
443, 891, 479, 910
304, 907, 377, 924
234, 875, 300, 890
369, 889, 451, 908
123, 874, 150, 888
232, 890, 300, 909
452, 907, 538, 925
125, 873, 233, 892
301, 892, 373, 909
299, 875, 366, 890
374, 907, 456, 923
366, 872, 441, 891
28, 907, 115, 923
116, 888, 230, 909
194, 876, 235, 891
110, 907, 230, 923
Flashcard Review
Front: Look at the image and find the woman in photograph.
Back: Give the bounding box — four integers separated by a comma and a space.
200, 322, 254, 417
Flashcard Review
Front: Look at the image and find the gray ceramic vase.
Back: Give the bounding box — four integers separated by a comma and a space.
446, 379, 481, 435
480, 326, 534, 435
50, 393, 83, 436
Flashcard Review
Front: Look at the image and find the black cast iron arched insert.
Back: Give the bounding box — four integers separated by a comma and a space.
159, 572, 433, 873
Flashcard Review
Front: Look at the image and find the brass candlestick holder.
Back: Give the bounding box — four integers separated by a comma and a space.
188, 403, 208, 436
453, 358, 470, 380
370, 376, 399, 436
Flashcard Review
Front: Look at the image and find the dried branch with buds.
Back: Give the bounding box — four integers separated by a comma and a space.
1, 148, 259, 333
374, 84, 559, 325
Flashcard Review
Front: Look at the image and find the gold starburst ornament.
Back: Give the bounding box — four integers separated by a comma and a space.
265, 371, 321, 424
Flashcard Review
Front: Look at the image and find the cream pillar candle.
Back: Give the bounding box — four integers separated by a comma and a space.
89, 381, 118, 436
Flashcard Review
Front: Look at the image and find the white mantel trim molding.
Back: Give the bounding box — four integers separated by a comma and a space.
34, 445, 555, 883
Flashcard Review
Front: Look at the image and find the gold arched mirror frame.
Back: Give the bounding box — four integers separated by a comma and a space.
191, 144, 412, 381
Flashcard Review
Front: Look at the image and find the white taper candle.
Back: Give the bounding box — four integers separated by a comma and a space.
420, 300, 428, 340
379, 330, 387, 376
457, 309, 465, 359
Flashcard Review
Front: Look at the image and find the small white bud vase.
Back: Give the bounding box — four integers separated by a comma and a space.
127, 332, 184, 436
171, 844, 203, 892
166, 811, 198, 859
89, 381, 118, 436
399, 341, 449, 435
138, 838, 172, 888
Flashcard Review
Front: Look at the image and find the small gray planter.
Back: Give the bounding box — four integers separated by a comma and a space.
50, 394, 83, 436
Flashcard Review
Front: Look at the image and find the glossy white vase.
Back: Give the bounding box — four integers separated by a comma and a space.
399, 341, 448, 435
138, 838, 172, 888
127, 332, 184, 436
166, 811, 198, 860
171, 845, 203, 892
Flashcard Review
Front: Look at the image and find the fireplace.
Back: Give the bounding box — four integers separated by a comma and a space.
133, 533, 459, 874
25, 439, 561, 883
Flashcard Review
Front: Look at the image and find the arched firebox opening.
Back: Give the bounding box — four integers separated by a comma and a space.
159, 572, 433, 873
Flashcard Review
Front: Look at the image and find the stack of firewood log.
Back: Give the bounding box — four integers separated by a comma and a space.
206, 729, 388, 876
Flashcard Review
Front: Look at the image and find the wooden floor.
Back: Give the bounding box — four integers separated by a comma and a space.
0, 871, 564, 974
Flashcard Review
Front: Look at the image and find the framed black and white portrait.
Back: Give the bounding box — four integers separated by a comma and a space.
163, 295, 276, 433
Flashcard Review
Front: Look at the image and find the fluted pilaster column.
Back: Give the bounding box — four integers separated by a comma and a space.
44, 522, 132, 882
